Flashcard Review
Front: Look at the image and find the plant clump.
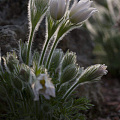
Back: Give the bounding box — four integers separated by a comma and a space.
0, 0, 107, 119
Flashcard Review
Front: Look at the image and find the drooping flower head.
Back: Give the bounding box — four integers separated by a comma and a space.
32, 74, 55, 101
69, 0, 98, 24
50, 0, 67, 20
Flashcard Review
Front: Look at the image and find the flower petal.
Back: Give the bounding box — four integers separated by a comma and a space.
46, 87, 56, 97
70, 8, 98, 23
57, 0, 66, 20
50, 0, 58, 20
35, 80, 43, 91
70, 0, 90, 17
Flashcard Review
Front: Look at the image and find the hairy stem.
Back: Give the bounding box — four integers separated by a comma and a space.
45, 38, 59, 69
26, 27, 34, 65
39, 36, 51, 66
39, 18, 58, 67
62, 81, 79, 101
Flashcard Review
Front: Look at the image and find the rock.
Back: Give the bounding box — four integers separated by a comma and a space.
0, 0, 28, 26
0, 26, 17, 54
0, 24, 27, 55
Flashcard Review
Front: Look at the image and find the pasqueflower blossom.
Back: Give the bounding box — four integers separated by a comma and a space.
50, 0, 66, 20
32, 74, 55, 101
69, 0, 98, 24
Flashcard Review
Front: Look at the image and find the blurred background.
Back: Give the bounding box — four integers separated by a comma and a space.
0, 0, 120, 119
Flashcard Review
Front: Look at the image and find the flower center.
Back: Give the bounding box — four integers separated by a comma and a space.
40, 79, 45, 87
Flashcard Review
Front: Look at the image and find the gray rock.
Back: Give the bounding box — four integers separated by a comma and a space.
0, 24, 27, 55
0, 0, 28, 26
0, 26, 17, 54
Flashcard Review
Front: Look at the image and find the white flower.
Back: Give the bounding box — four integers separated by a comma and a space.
69, 0, 98, 24
32, 74, 55, 101
50, 0, 66, 20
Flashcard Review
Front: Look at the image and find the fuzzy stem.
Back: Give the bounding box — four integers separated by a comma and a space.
45, 37, 59, 69
45, 21, 71, 68
45, 26, 68, 69
26, 27, 34, 65
39, 18, 58, 66
39, 36, 51, 66
39, 39, 48, 65
62, 81, 79, 101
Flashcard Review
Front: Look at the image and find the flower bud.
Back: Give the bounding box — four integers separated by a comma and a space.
6, 52, 19, 72
69, 0, 98, 24
78, 64, 108, 83
12, 77, 23, 90
60, 64, 79, 84
19, 69, 30, 82
50, 0, 66, 20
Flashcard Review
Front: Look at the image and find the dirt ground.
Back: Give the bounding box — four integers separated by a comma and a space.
94, 77, 120, 120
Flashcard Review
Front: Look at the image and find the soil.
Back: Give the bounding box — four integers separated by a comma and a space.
93, 76, 120, 120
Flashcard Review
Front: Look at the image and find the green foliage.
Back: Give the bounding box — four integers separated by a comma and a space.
0, 56, 91, 119
48, 97, 92, 120
0, 47, 106, 119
